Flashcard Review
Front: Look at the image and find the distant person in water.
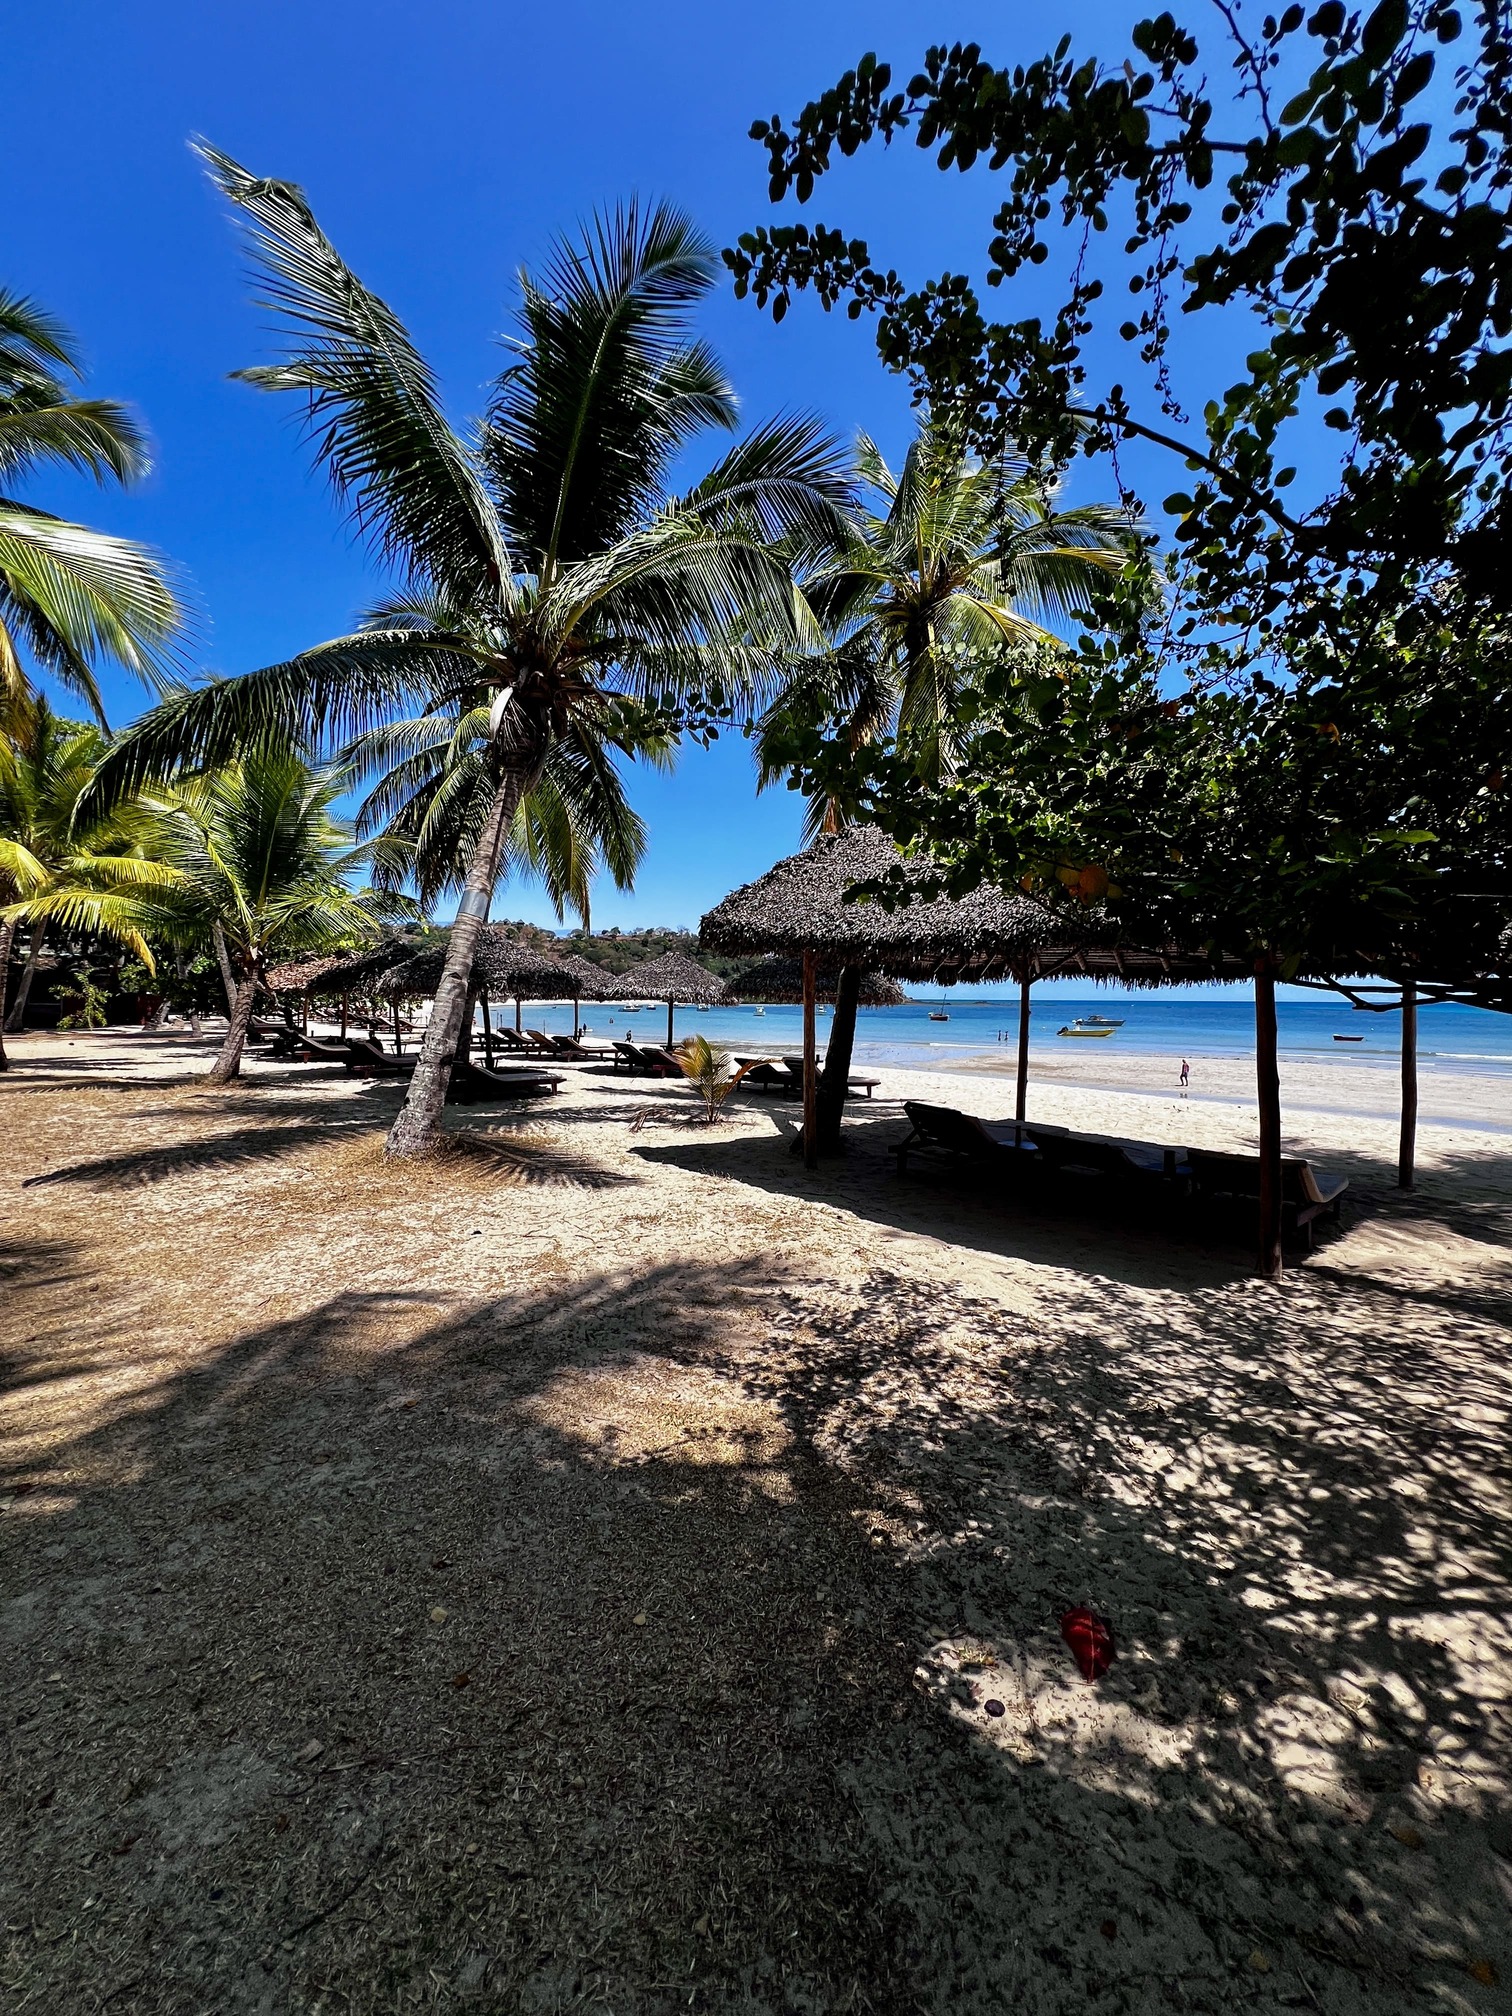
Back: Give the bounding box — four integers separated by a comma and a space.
1179, 1057, 1190, 1094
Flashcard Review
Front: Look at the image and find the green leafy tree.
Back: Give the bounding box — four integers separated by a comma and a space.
146, 745, 412, 1084
0, 290, 182, 725
0, 701, 179, 1063
90, 147, 853, 1156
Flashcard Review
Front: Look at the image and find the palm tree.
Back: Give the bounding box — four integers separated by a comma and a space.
0, 291, 183, 725
146, 745, 412, 1084
759, 419, 1138, 820
755, 416, 1138, 1153
0, 702, 179, 1062
88, 146, 852, 1156
343, 655, 674, 926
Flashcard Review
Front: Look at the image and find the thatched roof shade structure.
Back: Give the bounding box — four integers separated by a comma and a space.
376, 929, 566, 1003
699, 825, 1247, 986
606, 950, 728, 1047
724, 956, 906, 1008
555, 953, 616, 1001
298, 936, 425, 997
264, 953, 345, 994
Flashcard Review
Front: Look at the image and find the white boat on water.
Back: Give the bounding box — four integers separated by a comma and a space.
1080, 1014, 1124, 1027
1058, 1021, 1116, 1038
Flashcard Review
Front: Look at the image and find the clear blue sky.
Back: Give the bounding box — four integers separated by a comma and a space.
10, 0, 1265, 978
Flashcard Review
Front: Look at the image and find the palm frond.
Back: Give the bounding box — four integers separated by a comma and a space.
195, 139, 510, 610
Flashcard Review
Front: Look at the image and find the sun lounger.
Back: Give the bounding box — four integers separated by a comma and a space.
1186, 1149, 1348, 1247
540, 1034, 615, 1061
636, 1044, 686, 1078
733, 1057, 792, 1095
446, 1059, 561, 1104
778, 1056, 881, 1099
494, 1028, 538, 1053
523, 1028, 568, 1053
341, 1036, 417, 1077
892, 1101, 1040, 1179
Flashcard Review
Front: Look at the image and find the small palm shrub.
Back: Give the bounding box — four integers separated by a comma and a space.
677, 1036, 756, 1125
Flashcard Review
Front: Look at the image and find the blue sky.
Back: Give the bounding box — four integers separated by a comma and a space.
10, 0, 1295, 999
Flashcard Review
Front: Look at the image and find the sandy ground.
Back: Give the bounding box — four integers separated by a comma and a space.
2, 1025, 1510, 2015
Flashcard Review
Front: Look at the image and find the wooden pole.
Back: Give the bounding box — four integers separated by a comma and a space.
481, 988, 494, 1069
514, 994, 522, 1033
573, 993, 581, 1040
1398, 978, 1418, 1191
392, 999, 403, 1054
339, 990, 348, 1040
802, 949, 818, 1171
1255, 959, 1283, 1282
1015, 967, 1032, 1130
666, 996, 676, 1048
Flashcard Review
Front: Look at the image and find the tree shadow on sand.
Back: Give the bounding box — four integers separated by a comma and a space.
3, 1233, 1508, 2013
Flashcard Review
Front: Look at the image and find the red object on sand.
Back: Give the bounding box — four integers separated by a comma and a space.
1060, 1605, 1115, 1681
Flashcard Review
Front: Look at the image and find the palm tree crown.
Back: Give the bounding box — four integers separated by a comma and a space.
0, 291, 183, 726
761, 418, 1138, 817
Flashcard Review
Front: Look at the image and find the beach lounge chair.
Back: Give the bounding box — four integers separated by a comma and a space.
611, 1040, 646, 1074
540, 1034, 615, 1061
276, 1031, 376, 1070
523, 1028, 567, 1054
891, 1101, 1040, 1179
1186, 1149, 1348, 1248
635, 1044, 686, 1078
778, 1056, 881, 1099
494, 1028, 537, 1053
446, 1059, 562, 1104
341, 1036, 417, 1078
733, 1057, 792, 1095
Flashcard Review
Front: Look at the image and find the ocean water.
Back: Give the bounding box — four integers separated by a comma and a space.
499, 994, 1512, 1077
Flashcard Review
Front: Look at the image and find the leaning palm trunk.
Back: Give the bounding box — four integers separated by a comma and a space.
386, 766, 526, 1158
212, 921, 238, 1014
815, 963, 863, 1154
209, 969, 260, 1084
0, 918, 13, 1069
4, 923, 47, 1032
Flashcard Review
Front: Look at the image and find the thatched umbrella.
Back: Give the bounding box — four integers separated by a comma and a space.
294, 935, 428, 1037
702, 825, 1247, 1165
377, 930, 568, 1062
724, 956, 907, 1008
605, 950, 728, 1047
554, 952, 615, 1038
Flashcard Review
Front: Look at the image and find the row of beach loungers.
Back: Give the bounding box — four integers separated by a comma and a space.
892, 1100, 1348, 1249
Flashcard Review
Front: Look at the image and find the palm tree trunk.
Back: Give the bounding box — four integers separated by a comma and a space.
0, 918, 14, 1070
386, 767, 526, 1158
209, 970, 259, 1084
815, 964, 862, 1153
212, 922, 238, 1014
4, 923, 47, 1032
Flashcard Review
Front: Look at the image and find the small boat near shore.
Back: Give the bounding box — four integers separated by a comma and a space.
1079, 1014, 1124, 1027
1333, 1033, 1365, 1042
1059, 1023, 1116, 1038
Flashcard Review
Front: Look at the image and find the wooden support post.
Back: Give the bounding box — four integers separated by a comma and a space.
514, 994, 522, 1033
666, 997, 676, 1049
392, 999, 403, 1054
802, 949, 818, 1171
1255, 959, 1283, 1282
481, 988, 494, 1070
1015, 967, 1032, 1129
339, 990, 348, 1040
573, 994, 581, 1041
1399, 978, 1418, 1191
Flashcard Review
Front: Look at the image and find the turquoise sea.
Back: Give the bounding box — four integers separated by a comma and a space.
497, 994, 1512, 1077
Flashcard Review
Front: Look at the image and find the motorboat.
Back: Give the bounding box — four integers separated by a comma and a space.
1058, 1022, 1115, 1038
1333, 1033, 1364, 1042
1079, 1014, 1125, 1027
928, 1011, 949, 1022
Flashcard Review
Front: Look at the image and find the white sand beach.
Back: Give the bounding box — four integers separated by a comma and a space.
3, 1026, 1510, 2012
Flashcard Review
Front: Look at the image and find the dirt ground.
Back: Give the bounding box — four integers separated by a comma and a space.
2, 1027, 1510, 2015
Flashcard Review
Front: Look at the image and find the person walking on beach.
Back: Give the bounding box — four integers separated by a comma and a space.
1179, 1057, 1190, 1095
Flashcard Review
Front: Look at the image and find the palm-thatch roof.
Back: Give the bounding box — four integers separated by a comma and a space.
554, 953, 616, 1002
604, 951, 729, 1005
700, 825, 1249, 985
723, 956, 907, 1007
297, 936, 426, 996
376, 928, 569, 1002
264, 953, 347, 994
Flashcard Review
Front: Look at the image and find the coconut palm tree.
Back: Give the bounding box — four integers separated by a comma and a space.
758, 419, 1138, 822
145, 745, 412, 1083
754, 417, 1138, 1153
0, 290, 183, 725
87, 146, 852, 1155
344, 661, 674, 926
0, 702, 180, 1063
